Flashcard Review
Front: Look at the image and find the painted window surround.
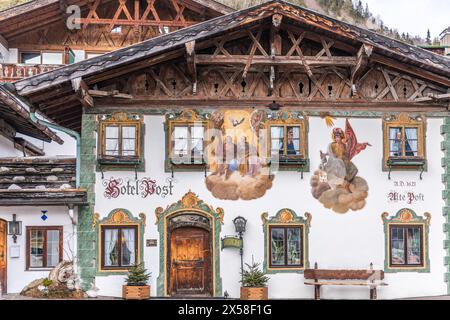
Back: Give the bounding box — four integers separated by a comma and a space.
382, 113, 427, 172
165, 110, 210, 173
381, 208, 431, 273
96, 112, 145, 172
262, 209, 311, 274
93, 208, 146, 275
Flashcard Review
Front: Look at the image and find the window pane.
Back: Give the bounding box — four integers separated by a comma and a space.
122, 139, 136, 156
22, 52, 41, 64
121, 228, 136, 266
105, 126, 119, 139
173, 126, 189, 156
389, 127, 402, 157
270, 228, 285, 266
104, 229, 119, 266
405, 127, 418, 157
86, 52, 103, 59
30, 230, 44, 267
122, 126, 136, 139
46, 230, 60, 267
287, 228, 301, 265
391, 227, 405, 265
407, 227, 422, 265
271, 126, 284, 155
42, 52, 63, 65
191, 126, 204, 139
105, 126, 119, 156
286, 126, 300, 155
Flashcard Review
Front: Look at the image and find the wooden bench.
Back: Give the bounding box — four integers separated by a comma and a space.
304, 263, 388, 300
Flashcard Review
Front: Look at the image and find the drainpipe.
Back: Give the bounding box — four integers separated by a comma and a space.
29, 111, 81, 188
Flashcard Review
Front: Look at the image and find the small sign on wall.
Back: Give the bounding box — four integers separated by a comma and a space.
221, 236, 242, 250
146, 239, 157, 247
9, 245, 20, 258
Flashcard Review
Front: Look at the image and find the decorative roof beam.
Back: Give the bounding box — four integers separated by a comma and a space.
71, 77, 94, 108
351, 44, 373, 86
185, 40, 197, 94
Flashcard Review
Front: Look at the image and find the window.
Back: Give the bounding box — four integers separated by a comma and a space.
21, 51, 63, 65
85, 52, 106, 60
383, 113, 425, 171
98, 113, 142, 163
269, 226, 303, 268
26, 226, 62, 269
389, 225, 423, 267
166, 110, 209, 170
270, 125, 302, 158
263, 209, 311, 273
170, 123, 206, 165
382, 208, 430, 272
266, 113, 308, 169
101, 225, 138, 270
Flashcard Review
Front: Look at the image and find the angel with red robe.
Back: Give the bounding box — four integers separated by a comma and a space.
320, 119, 371, 190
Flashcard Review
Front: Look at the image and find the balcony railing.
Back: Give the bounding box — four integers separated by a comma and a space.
0, 63, 63, 82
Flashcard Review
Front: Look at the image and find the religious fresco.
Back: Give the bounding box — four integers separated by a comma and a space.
310, 119, 371, 213
205, 109, 274, 200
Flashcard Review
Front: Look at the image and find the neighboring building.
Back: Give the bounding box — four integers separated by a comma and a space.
0, 0, 233, 295
3, 0, 449, 299
421, 27, 450, 57
440, 27, 450, 56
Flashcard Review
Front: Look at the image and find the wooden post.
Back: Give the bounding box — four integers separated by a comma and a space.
369, 262, 376, 300
314, 262, 320, 300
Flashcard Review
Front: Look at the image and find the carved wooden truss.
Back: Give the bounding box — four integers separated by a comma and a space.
96, 21, 446, 106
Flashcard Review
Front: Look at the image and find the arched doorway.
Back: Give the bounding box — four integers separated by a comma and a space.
168, 214, 212, 296
156, 191, 224, 297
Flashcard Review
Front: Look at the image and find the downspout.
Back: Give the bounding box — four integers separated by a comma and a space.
29, 111, 81, 188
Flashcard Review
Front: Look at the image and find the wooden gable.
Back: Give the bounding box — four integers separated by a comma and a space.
1, 0, 233, 52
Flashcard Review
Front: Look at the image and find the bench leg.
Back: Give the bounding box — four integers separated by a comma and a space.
370, 287, 377, 300
314, 285, 321, 300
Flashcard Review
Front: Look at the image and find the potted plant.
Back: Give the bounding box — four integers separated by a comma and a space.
240, 261, 269, 300
122, 263, 151, 300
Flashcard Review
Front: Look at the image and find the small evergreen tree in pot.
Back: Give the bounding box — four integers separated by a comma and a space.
123, 263, 151, 299
240, 260, 269, 300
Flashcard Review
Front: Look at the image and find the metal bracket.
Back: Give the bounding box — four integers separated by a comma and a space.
99, 165, 104, 179
420, 164, 424, 180
388, 164, 392, 180
134, 164, 138, 180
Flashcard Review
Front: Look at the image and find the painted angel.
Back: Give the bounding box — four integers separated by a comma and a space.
320, 119, 371, 190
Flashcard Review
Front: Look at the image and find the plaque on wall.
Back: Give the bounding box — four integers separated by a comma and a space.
9, 245, 20, 258
146, 239, 157, 247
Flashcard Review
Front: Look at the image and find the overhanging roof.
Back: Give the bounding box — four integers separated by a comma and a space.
0, 84, 63, 143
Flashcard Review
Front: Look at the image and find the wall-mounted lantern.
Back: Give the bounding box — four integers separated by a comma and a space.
8, 214, 22, 243
233, 216, 247, 284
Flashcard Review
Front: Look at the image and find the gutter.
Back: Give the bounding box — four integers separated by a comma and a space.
29, 111, 81, 188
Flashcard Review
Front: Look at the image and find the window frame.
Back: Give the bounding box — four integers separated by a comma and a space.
266, 113, 308, 170
383, 113, 426, 170
100, 224, 139, 271
20, 50, 64, 65
26, 226, 63, 270
98, 116, 142, 163
268, 225, 304, 269
169, 122, 208, 165
382, 208, 430, 273
388, 224, 424, 268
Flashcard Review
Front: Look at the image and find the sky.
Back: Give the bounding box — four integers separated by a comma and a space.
362, 0, 450, 39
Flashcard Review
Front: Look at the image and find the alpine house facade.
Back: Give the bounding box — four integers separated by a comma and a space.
1, 0, 450, 299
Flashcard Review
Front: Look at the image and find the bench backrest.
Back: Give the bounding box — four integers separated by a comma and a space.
304, 269, 384, 281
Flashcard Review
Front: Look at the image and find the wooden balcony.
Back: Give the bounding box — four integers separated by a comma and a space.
0, 63, 62, 82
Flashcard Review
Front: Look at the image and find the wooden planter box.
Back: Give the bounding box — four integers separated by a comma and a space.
122, 285, 151, 300
240, 287, 268, 300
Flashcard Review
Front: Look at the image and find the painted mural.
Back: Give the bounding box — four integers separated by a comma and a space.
310, 119, 371, 213
205, 109, 274, 200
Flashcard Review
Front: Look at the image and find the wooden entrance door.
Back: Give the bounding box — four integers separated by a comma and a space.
169, 227, 212, 296
0, 219, 6, 294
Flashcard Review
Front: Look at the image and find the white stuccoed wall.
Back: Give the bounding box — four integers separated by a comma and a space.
0, 206, 76, 293
92, 115, 446, 299
0, 134, 21, 157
